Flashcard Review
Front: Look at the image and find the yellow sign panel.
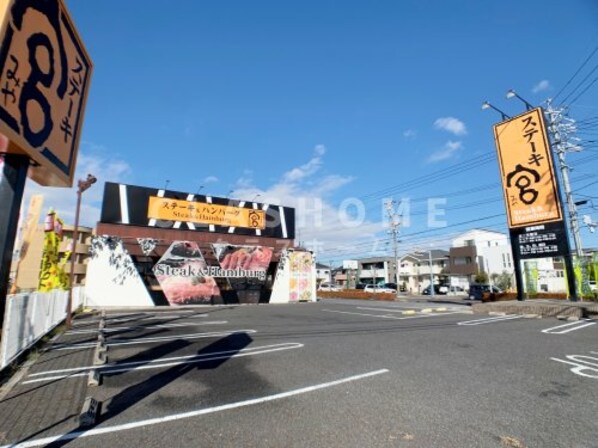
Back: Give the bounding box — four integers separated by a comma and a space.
493, 108, 563, 228
147, 197, 266, 230
0, 0, 93, 187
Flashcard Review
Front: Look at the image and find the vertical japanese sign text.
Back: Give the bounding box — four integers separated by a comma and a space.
493, 108, 562, 228
0, 0, 92, 186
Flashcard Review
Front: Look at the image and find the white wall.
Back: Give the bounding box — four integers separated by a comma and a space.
85, 237, 154, 308
0, 287, 85, 371
452, 229, 508, 248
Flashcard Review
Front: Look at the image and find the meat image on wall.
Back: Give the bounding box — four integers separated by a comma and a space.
213, 245, 273, 272
153, 241, 220, 305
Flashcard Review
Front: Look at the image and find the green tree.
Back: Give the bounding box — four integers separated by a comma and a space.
495, 271, 513, 291
475, 271, 489, 284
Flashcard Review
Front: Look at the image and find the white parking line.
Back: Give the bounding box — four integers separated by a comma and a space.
322, 309, 463, 320
6, 369, 389, 447
107, 314, 210, 323
51, 330, 257, 351
550, 354, 598, 379
67, 321, 228, 335
323, 309, 406, 320
357, 306, 467, 316
541, 320, 596, 334
457, 315, 523, 326
23, 342, 304, 384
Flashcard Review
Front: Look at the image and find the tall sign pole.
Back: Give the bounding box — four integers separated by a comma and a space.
0, 154, 28, 319
492, 107, 577, 301
0, 0, 93, 330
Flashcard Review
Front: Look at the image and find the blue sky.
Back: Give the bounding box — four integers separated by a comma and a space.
23, 0, 598, 262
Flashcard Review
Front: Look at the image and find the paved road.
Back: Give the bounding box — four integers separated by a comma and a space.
2, 299, 597, 447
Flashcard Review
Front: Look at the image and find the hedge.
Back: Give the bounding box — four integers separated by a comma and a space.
317, 290, 396, 301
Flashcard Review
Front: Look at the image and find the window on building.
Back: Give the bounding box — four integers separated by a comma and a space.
465, 239, 474, 247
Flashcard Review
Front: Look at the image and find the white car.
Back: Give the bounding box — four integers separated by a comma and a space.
318, 283, 340, 292
364, 284, 396, 294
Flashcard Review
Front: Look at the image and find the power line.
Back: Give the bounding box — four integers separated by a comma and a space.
569, 76, 598, 106
554, 44, 598, 103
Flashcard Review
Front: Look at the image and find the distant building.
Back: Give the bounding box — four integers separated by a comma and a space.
356, 257, 397, 286
316, 263, 332, 284
398, 250, 449, 293
12, 224, 93, 292
448, 229, 512, 289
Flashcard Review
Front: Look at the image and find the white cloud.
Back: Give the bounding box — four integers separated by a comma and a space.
532, 80, 551, 93
230, 145, 386, 258
403, 129, 417, 139
203, 176, 219, 184
434, 117, 467, 136
282, 145, 326, 183
20, 150, 132, 227
427, 141, 463, 163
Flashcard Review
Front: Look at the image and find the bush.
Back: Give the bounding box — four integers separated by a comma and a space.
482, 292, 569, 302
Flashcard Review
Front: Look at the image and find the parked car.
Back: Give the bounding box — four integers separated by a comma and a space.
589, 281, 597, 292
383, 282, 397, 290
355, 282, 367, 290
448, 285, 465, 295
422, 285, 448, 295
468, 283, 502, 300
364, 284, 396, 294
318, 283, 340, 292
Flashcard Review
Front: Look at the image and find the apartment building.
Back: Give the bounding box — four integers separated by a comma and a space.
398, 250, 449, 293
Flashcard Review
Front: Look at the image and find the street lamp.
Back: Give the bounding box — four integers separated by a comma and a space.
481, 101, 510, 121
506, 89, 534, 110
66, 173, 97, 328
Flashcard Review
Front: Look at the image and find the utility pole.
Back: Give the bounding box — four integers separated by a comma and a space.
428, 250, 435, 298
385, 199, 401, 299
546, 100, 588, 297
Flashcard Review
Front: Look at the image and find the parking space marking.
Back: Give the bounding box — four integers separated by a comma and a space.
23, 342, 304, 384
107, 314, 210, 324
541, 320, 596, 334
7, 369, 389, 447
322, 309, 463, 320
550, 354, 598, 379
457, 315, 523, 326
357, 306, 468, 316
51, 330, 257, 351
67, 321, 229, 335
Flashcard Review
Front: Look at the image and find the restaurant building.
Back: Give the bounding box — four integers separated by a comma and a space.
86, 182, 316, 307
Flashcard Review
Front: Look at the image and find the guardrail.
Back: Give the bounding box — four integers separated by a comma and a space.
0, 287, 85, 371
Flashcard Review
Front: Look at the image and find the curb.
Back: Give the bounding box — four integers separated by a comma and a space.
79, 397, 101, 427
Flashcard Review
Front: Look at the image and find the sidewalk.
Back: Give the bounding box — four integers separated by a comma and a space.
471, 299, 598, 319
0, 312, 101, 446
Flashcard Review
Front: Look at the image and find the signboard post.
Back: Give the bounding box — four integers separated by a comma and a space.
0, 0, 92, 324
0, 153, 28, 319
493, 107, 577, 301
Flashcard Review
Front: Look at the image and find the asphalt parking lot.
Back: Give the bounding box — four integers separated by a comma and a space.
1, 299, 597, 447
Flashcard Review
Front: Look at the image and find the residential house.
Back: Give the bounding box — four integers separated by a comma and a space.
398, 250, 449, 293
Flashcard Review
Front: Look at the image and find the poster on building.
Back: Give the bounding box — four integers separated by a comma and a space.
0, 0, 93, 187
152, 241, 275, 305
493, 108, 563, 229
153, 241, 220, 305
288, 251, 314, 302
